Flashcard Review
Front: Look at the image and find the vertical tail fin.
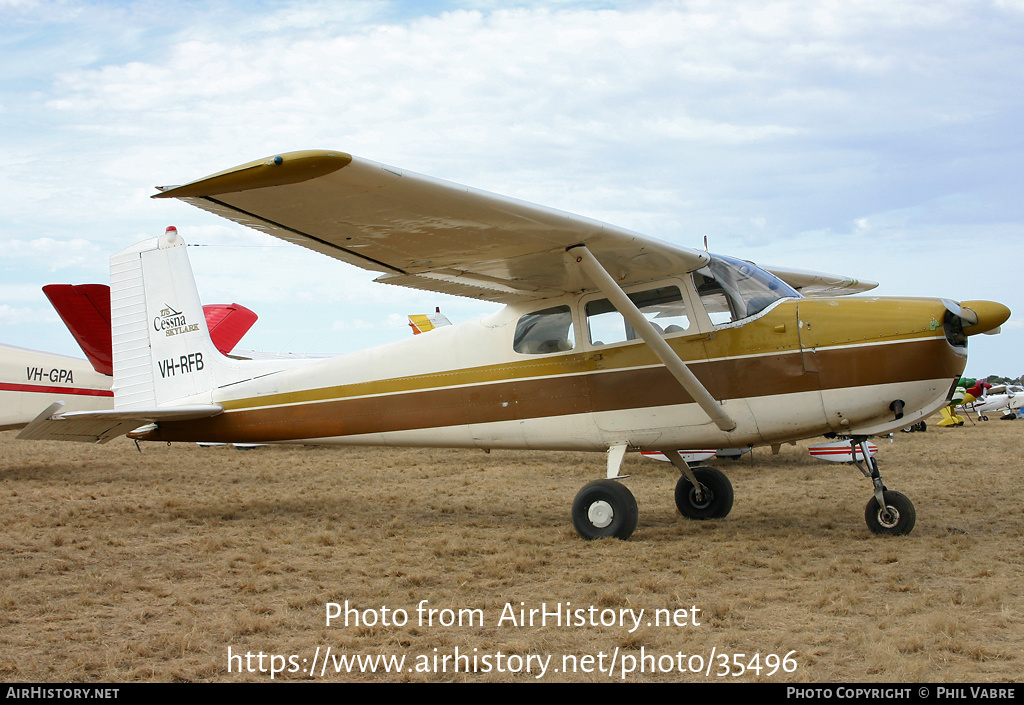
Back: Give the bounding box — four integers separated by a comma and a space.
110, 227, 223, 408
44, 282, 257, 377
42, 284, 114, 375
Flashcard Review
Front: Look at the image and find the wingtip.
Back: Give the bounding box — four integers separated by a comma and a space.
152, 150, 353, 200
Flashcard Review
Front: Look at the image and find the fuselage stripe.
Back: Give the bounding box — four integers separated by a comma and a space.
0, 382, 113, 397
147, 336, 962, 444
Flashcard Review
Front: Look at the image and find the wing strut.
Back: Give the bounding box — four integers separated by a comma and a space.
569, 245, 737, 433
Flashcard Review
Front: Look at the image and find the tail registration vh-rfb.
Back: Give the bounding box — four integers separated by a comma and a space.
17, 150, 1010, 540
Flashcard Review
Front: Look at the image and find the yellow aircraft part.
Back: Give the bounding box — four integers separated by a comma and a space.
408, 314, 436, 334
961, 300, 1011, 336
155, 150, 352, 199
795, 297, 950, 350
938, 406, 966, 427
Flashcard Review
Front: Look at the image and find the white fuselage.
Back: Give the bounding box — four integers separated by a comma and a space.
0, 344, 112, 430
138, 292, 967, 453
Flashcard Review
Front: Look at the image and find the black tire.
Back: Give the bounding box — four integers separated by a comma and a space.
864, 490, 916, 536
675, 466, 734, 520
572, 480, 638, 540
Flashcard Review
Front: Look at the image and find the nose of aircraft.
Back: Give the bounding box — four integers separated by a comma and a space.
959, 300, 1011, 336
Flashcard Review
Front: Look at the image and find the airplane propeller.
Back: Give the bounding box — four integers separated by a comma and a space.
943, 299, 1010, 336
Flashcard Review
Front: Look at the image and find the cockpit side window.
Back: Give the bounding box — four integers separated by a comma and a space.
692, 255, 800, 326
513, 305, 575, 354
585, 286, 690, 346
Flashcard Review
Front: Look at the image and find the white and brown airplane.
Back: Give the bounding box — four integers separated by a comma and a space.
16, 150, 1010, 540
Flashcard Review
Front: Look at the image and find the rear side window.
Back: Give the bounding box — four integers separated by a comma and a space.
513, 305, 575, 354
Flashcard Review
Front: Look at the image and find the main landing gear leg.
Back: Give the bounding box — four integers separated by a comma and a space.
571, 443, 638, 541
850, 437, 916, 536
663, 450, 734, 520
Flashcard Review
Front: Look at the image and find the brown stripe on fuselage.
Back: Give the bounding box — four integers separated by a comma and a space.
140, 336, 962, 444
810, 338, 964, 391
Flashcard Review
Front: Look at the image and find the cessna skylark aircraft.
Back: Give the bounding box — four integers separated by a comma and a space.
16, 150, 1010, 540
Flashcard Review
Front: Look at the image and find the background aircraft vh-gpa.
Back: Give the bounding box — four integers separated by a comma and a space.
15, 151, 1010, 540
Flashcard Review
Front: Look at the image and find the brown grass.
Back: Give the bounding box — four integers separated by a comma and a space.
0, 420, 1021, 682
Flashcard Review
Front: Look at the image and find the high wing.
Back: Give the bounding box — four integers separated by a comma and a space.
154, 150, 872, 302
761, 264, 877, 297
154, 150, 710, 303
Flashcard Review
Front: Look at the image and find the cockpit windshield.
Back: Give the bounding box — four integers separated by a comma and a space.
692, 254, 800, 325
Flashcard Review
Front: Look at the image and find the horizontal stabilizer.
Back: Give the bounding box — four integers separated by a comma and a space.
17, 401, 223, 444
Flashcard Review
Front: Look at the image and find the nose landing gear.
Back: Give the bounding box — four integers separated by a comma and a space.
850, 437, 916, 535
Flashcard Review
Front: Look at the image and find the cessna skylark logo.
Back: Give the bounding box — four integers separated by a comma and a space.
154, 304, 200, 337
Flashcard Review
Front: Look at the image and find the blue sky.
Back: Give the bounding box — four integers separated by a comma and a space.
2, 0, 1022, 377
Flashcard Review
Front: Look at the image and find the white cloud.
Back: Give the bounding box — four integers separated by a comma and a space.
3, 237, 102, 270
0, 283, 50, 301
1, 0, 1022, 373
0, 303, 57, 325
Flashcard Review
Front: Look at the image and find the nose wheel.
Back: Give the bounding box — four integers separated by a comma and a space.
865, 490, 916, 535
850, 437, 916, 535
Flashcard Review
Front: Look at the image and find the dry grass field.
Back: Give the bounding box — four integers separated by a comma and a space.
1, 419, 1021, 683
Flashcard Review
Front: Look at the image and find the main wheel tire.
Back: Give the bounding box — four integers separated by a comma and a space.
572, 480, 638, 540
675, 466, 734, 520
864, 490, 916, 536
